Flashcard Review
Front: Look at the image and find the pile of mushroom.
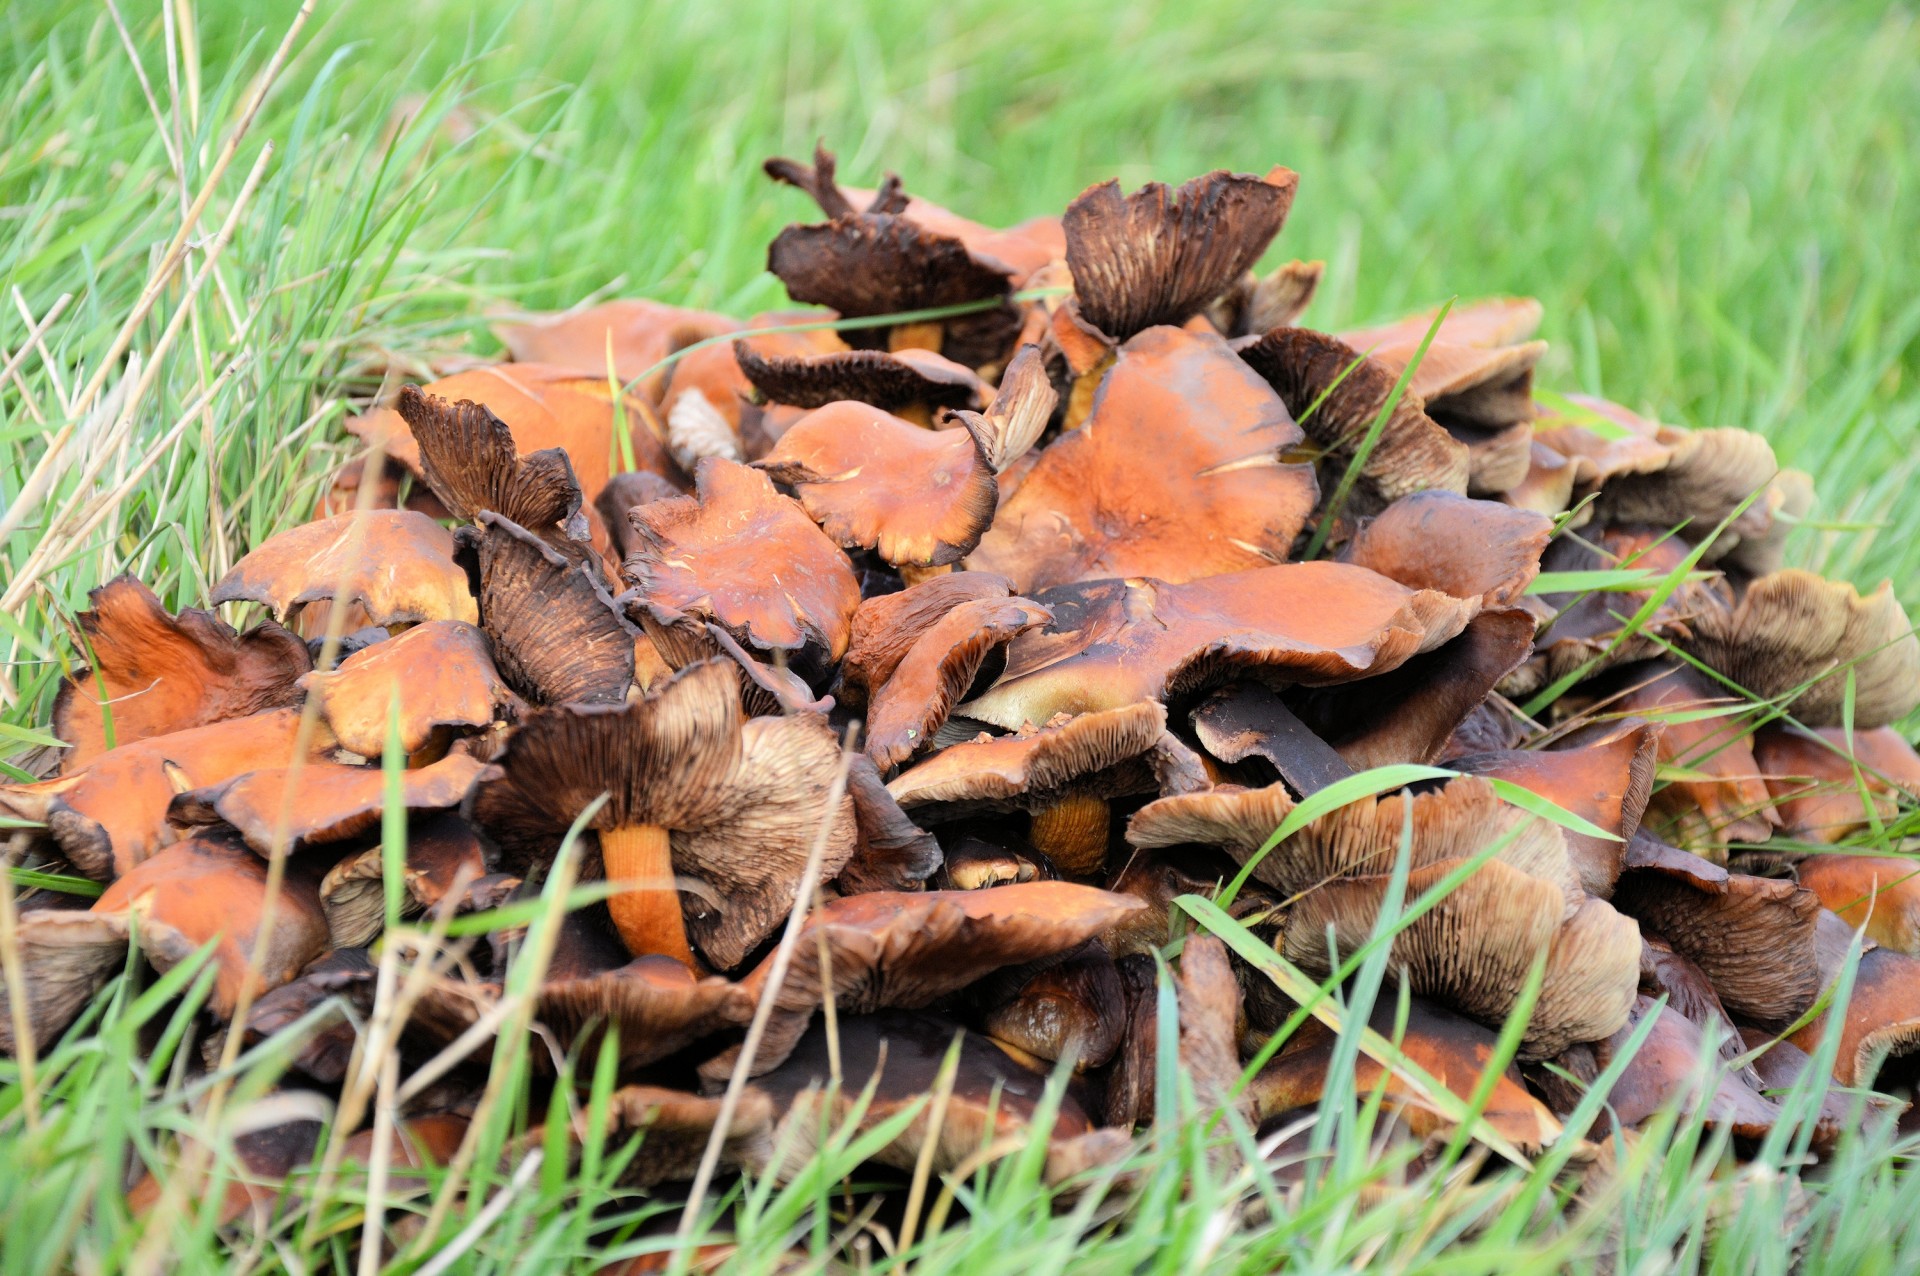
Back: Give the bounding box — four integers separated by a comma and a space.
5, 145, 1919, 1236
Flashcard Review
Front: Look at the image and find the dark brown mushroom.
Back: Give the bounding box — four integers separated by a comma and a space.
836, 753, 943, 894
212, 510, 477, 629
839, 571, 1016, 710
297, 620, 513, 759
546, 1084, 773, 1190
863, 594, 1053, 770
978, 941, 1127, 1072
393, 385, 590, 546
734, 342, 986, 422
1189, 681, 1355, 796
466, 510, 638, 706
314, 811, 493, 947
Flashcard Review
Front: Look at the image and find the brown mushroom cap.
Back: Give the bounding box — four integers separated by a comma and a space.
1684, 570, 1920, 728
1795, 856, 1920, 954
1340, 298, 1547, 435
1754, 725, 1920, 845
734, 342, 987, 413
1504, 440, 1582, 520
1234, 326, 1469, 504
0, 909, 135, 1053
50, 576, 309, 773
1531, 393, 1675, 492
1339, 491, 1552, 607
297, 620, 512, 758
1172, 934, 1253, 1134
535, 958, 755, 1073
978, 942, 1128, 1071
467, 510, 637, 706
0, 708, 330, 880
469, 660, 857, 969
170, 753, 486, 856
212, 510, 477, 628
558, 1084, 773, 1190
1606, 662, 1780, 853
1788, 946, 1920, 1089
1591, 425, 1780, 550
1739, 1025, 1905, 1149
1189, 681, 1355, 795
393, 385, 589, 544
1612, 833, 1822, 1027
1282, 857, 1641, 1058
836, 752, 943, 894
864, 595, 1053, 770
886, 702, 1168, 813
1208, 258, 1324, 338
958, 564, 1476, 730
703, 881, 1142, 1082
493, 299, 738, 392
1247, 996, 1562, 1151
655, 316, 847, 461
967, 326, 1317, 592
595, 470, 685, 560
839, 571, 1016, 708
1447, 723, 1661, 897
1128, 774, 1581, 901
624, 457, 860, 672
1063, 166, 1298, 343
754, 402, 999, 568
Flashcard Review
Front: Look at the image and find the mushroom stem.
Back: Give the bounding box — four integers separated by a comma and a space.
887, 321, 944, 356
898, 562, 953, 588
1028, 793, 1111, 876
1061, 353, 1116, 431
600, 823, 696, 968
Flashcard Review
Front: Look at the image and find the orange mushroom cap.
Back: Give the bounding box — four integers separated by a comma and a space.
169, 753, 486, 856
297, 620, 513, 758
493, 298, 738, 396
212, 509, 477, 628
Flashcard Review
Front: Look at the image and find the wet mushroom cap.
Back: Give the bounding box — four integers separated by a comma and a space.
979, 942, 1128, 1070
50, 575, 310, 772
839, 571, 1016, 707
211, 509, 477, 627
169, 753, 486, 855
534, 957, 756, 1072
297, 620, 513, 757
863, 594, 1053, 769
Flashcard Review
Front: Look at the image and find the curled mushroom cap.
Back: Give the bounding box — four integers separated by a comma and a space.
1795, 856, 1920, 954
1754, 725, 1920, 845
1190, 681, 1355, 796
958, 563, 1476, 730
1248, 997, 1562, 1152
1062, 166, 1298, 343
0, 708, 329, 881
754, 402, 999, 569
297, 620, 512, 758
1128, 774, 1581, 901
1788, 947, 1920, 1089
393, 386, 589, 545
967, 326, 1317, 592
1283, 858, 1641, 1058
1531, 393, 1675, 492
50, 576, 309, 772
469, 660, 857, 970
493, 298, 737, 392
1591, 425, 1780, 551
1684, 570, 1920, 728
212, 510, 477, 628
1340, 298, 1547, 438
1340, 491, 1552, 607
535, 959, 755, 1074
1208, 258, 1324, 338
734, 342, 986, 416
1234, 326, 1469, 504
170, 753, 486, 856
944, 344, 1058, 473
864, 594, 1053, 770
466, 511, 637, 706
702, 882, 1141, 1081
839, 570, 1016, 708
624, 457, 860, 673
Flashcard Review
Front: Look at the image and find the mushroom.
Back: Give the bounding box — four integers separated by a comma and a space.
1788, 946, 1920, 1090
469, 660, 856, 970
50, 576, 309, 772
1207, 258, 1324, 338
0, 708, 330, 880
623, 457, 861, 680
493, 298, 738, 397
734, 342, 986, 425
941, 343, 1059, 473
1590, 426, 1781, 555
1128, 774, 1582, 901
541, 1085, 773, 1190
1338, 491, 1552, 608
1795, 856, 1920, 954
1281, 857, 1641, 1058
958, 563, 1477, 731
656, 314, 849, 466
1100, 847, 1266, 958
1189, 681, 1354, 796
1753, 724, 1920, 845
465, 511, 638, 706
967, 326, 1318, 592
886, 702, 1168, 875
838, 570, 1017, 710
169, 753, 486, 857
1234, 326, 1469, 506
1503, 440, 1582, 520
126, 1113, 326, 1227
836, 753, 943, 893
703, 881, 1141, 1081
1684, 570, 1920, 728
1738, 1026, 1905, 1149
753, 402, 1001, 578
296, 620, 514, 760
1171, 934, 1253, 1136
1530, 392, 1675, 495
212, 509, 478, 630
862, 594, 1053, 770
393, 385, 591, 548
978, 941, 1128, 1072
243, 947, 378, 1083
307, 812, 494, 947
595, 470, 685, 560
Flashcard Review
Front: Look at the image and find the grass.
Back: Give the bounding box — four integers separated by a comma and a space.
3, 0, 1920, 1271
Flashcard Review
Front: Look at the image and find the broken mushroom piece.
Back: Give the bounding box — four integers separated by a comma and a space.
1282, 857, 1640, 1058
754, 402, 1000, 574
733, 342, 986, 424
887, 702, 1168, 875
1754, 725, 1920, 845
169, 753, 486, 857
863, 594, 1053, 770
1684, 570, 1920, 728
212, 509, 477, 629
296, 620, 513, 760
466, 511, 638, 706
624, 457, 860, 678
50, 576, 310, 772
393, 385, 590, 547
469, 660, 856, 970
968, 325, 1318, 592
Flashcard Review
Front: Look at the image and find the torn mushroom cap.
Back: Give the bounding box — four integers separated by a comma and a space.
169, 753, 486, 856
1789, 946, 1920, 1089
967, 325, 1317, 593
212, 509, 477, 627
394, 385, 590, 545
1128, 773, 1582, 901
1755, 724, 1920, 845
51, 575, 310, 773
624, 457, 860, 673
317, 811, 493, 947
1795, 856, 1920, 955
979, 941, 1128, 1072
840, 570, 1016, 709
864, 594, 1053, 770
753, 1010, 1128, 1187
1340, 491, 1552, 608
1282, 857, 1640, 1058
958, 563, 1476, 731
297, 620, 512, 758
1234, 326, 1469, 505
943, 344, 1058, 473
469, 660, 857, 970
0, 707, 330, 881
493, 298, 737, 395
886, 702, 1167, 874
1248, 996, 1562, 1152
754, 402, 1000, 568
1604, 662, 1780, 853
1613, 833, 1822, 1027
1446, 722, 1661, 897
467, 510, 637, 706
734, 341, 986, 418
1531, 393, 1675, 492
1062, 166, 1298, 344
1685, 569, 1920, 729
701, 882, 1142, 1082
